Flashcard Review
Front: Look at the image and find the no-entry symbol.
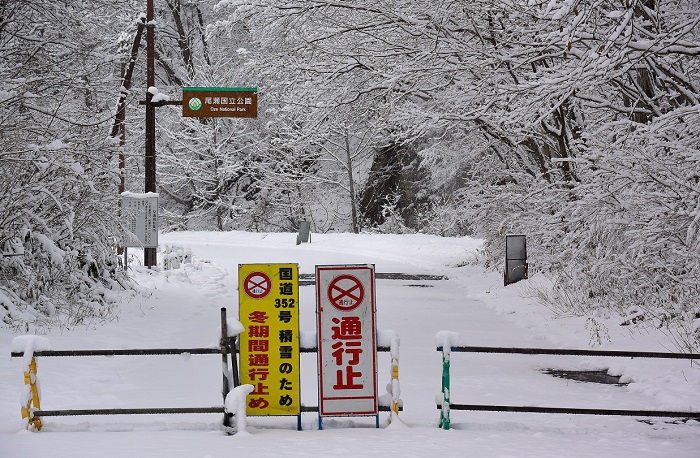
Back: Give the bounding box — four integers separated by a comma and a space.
327, 275, 364, 311
244, 271, 272, 299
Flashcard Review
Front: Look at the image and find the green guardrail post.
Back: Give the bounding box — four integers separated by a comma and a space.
439, 349, 450, 430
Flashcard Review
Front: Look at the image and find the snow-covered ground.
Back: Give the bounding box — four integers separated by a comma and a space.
1, 231, 699, 457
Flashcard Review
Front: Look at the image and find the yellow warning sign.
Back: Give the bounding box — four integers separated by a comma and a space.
238, 264, 300, 416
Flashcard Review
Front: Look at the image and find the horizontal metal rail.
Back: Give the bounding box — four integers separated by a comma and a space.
12, 345, 392, 357
34, 407, 224, 417
33, 405, 402, 417
301, 345, 391, 353
11, 347, 223, 358
301, 405, 401, 413
438, 404, 700, 418
436, 346, 700, 359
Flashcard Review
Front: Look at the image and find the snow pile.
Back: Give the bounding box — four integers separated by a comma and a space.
224, 384, 254, 435
148, 86, 170, 103
435, 331, 461, 355
11, 335, 51, 364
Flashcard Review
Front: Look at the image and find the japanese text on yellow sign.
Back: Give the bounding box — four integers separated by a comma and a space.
239, 264, 300, 416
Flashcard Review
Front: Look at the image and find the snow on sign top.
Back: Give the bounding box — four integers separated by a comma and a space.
121, 191, 159, 199
182, 87, 257, 118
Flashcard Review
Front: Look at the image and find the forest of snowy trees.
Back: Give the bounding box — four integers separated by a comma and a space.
1, 1, 699, 350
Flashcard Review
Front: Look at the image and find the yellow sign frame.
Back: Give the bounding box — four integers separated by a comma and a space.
238, 264, 300, 416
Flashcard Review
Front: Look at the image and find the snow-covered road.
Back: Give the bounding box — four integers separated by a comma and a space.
1, 231, 698, 457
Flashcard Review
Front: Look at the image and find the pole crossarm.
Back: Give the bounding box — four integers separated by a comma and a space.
138, 100, 183, 106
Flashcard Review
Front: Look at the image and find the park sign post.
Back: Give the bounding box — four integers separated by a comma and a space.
182, 87, 257, 118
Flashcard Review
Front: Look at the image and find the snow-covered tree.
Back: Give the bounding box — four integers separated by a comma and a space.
211, 0, 700, 348
0, 0, 137, 329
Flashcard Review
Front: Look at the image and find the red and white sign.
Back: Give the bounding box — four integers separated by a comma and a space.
243, 271, 272, 299
316, 265, 377, 417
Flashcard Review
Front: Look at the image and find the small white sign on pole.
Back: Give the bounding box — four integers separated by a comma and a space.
316, 264, 378, 417
121, 192, 159, 248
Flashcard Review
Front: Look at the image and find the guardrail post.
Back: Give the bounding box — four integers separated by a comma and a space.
439, 348, 450, 430
389, 332, 401, 420
22, 357, 42, 431
221, 307, 233, 429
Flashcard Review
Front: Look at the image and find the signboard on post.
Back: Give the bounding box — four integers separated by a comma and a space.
121, 192, 158, 248
239, 264, 300, 419
504, 234, 528, 285
182, 87, 257, 118
316, 264, 378, 419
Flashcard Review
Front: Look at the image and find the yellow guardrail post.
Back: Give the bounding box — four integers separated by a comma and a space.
22, 357, 42, 431
391, 356, 400, 415
387, 331, 401, 422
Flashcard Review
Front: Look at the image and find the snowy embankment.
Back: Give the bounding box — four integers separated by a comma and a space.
1, 231, 698, 457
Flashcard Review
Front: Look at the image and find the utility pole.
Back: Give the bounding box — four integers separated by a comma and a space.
144, 0, 157, 268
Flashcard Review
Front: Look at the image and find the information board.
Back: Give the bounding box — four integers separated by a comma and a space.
182, 87, 257, 118
239, 264, 300, 416
121, 192, 158, 248
316, 264, 378, 417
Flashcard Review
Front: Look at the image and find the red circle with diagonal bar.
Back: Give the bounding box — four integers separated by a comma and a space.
327, 275, 365, 311
244, 271, 272, 299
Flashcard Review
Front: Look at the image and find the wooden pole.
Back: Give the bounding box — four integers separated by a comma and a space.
144, 0, 157, 268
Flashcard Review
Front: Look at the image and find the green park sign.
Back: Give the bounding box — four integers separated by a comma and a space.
182, 87, 258, 118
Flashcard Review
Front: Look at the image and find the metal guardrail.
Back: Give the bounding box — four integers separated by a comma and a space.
12, 308, 238, 431
436, 343, 700, 430
11, 311, 401, 431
